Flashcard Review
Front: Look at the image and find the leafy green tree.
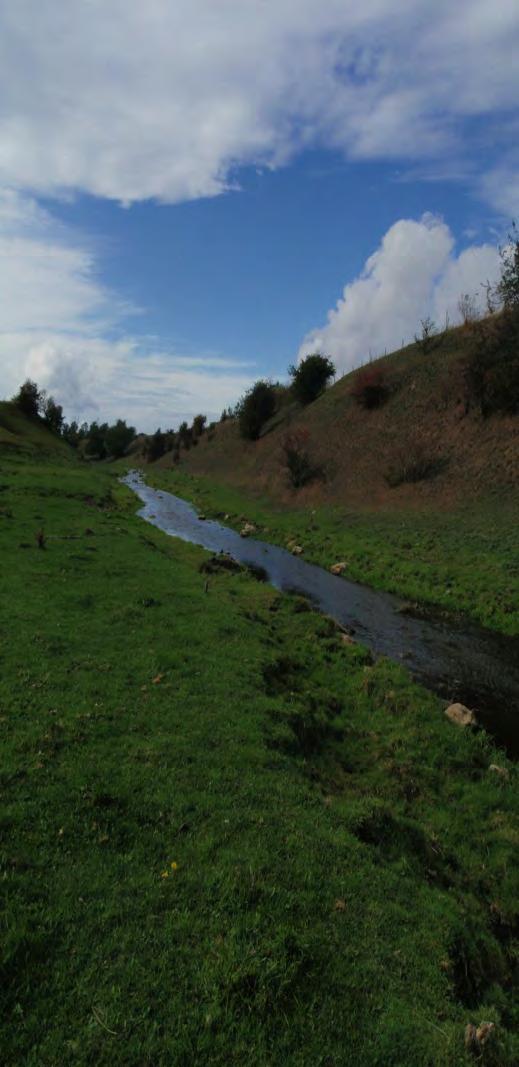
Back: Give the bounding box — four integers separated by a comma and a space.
178, 421, 193, 450
43, 395, 64, 435
84, 421, 108, 459
104, 419, 136, 458
146, 428, 166, 462
192, 414, 207, 437
12, 379, 42, 418
237, 380, 276, 440
288, 354, 335, 405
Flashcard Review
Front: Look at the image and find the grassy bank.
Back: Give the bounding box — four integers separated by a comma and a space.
142, 466, 519, 636
1, 447, 518, 1065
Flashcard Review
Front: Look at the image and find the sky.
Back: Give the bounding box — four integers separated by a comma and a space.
0, 0, 518, 430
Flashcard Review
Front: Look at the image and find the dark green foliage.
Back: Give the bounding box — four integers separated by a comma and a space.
42, 395, 64, 435
84, 420, 108, 459
104, 419, 136, 458
62, 420, 81, 447
146, 428, 166, 461
465, 308, 519, 416
192, 414, 207, 437
237, 380, 276, 440
288, 353, 335, 405
178, 421, 193, 450
12, 379, 42, 417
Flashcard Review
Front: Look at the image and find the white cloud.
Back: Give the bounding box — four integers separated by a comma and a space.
298, 215, 501, 371
0, 1, 516, 210
0, 190, 254, 429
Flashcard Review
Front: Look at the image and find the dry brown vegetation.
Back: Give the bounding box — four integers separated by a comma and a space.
155, 321, 518, 511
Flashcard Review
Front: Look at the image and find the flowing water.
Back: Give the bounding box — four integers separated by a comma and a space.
124, 471, 519, 756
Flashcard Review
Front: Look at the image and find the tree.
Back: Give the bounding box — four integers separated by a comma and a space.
12, 379, 41, 417
457, 292, 478, 325
178, 421, 193, 450
104, 419, 136, 458
237, 380, 276, 440
84, 421, 108, 459
192, 414, 207, 437
415, 317, 438, 353
288, 354, 335, 405
146, 428, 166, 462
43, 395, 64, 435
496, 221, 519, 309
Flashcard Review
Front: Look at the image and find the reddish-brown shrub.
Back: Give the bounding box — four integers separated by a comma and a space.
350, 366, 389, 409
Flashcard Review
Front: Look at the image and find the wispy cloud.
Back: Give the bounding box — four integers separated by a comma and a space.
0, 190, 255, 429
0, 2, 517, 212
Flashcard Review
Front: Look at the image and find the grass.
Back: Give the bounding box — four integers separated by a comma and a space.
142, 466, 519, 636
1, 445, 518, 1065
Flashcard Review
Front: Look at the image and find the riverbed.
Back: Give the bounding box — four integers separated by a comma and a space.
124, 470, 519, 756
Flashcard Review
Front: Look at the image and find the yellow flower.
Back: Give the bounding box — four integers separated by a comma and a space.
170, 861, 178, 870
160, 870, 169, 879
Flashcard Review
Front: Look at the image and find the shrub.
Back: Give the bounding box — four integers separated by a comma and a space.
350, 366, 388, 409
281, 429, 323, 488
496, 221, 519, 309
12, 379, 42, 418
384, 437, 446, 487
237, 380, 276, 440
465, 308, 519, 416
288, 354, 335, 405
415, 316, 438, 353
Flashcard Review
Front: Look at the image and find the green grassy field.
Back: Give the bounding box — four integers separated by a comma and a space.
1, 444, 518, 1065
143, 466, 519, 636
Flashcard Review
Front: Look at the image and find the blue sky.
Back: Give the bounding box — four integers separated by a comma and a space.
0, 1, 517, 429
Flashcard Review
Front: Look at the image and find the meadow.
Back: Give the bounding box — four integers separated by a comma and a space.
1, 445, 518, 1065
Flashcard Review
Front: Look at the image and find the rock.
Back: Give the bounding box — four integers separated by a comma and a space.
291, 545, 304, 555
240, 522, 256, 537
445, 703, 477, 727
341, 633, 356, 646
330, 562, 347, 575
489, 764, 509, 780
198, 514, 206, 521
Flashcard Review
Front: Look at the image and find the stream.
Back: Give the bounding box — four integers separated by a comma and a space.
124, 470, 519, 757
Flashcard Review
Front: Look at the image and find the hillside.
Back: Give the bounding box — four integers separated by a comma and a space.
0, 401, 72, 457
141, 323, 519, 635
164, 327, 519, 509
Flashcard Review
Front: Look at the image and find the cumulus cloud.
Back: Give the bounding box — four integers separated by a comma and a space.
0, 1, 517, 209
0, 190, 254, 429
298, 215, 501, 372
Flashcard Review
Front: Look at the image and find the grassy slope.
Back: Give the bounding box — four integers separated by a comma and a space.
0, 402, 71, 457
146, 330, 519, 635
1, 441, 518, 1064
